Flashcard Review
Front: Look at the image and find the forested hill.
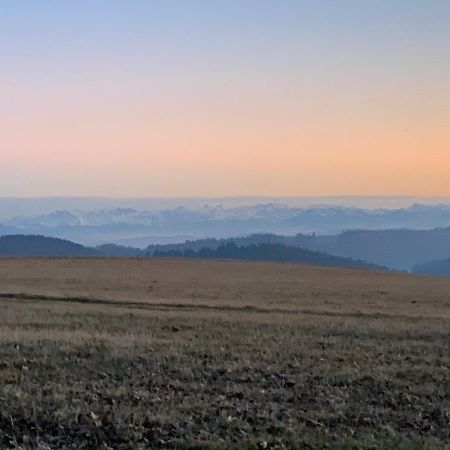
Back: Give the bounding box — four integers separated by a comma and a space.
146, 227, 450, 270
413, 258, 450, 277
153, 242, 386, 270
0, 235, 101, 257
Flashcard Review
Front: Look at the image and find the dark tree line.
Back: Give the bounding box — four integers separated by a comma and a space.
153, 242, 384, 270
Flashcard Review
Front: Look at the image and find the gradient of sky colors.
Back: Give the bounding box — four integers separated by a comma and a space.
1, 1, 449, 197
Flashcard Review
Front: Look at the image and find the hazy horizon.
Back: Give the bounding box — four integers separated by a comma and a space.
2, 194, 450, 216
2, 195, 450, 249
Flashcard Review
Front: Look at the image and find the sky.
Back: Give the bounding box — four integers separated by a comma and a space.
1, 1, 449, 197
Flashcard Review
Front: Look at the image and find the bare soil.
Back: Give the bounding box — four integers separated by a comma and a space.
0, 258, 449, 449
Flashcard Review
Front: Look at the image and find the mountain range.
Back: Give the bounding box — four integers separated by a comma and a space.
3, 203, 450, 247
2, 201, 450, 273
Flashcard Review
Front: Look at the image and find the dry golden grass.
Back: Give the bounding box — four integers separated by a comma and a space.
0, 258, 449, 449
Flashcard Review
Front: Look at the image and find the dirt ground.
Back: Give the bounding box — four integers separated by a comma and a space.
0, 258, 449, 449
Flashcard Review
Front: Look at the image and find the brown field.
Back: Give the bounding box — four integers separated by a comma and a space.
0, 258, 449, 449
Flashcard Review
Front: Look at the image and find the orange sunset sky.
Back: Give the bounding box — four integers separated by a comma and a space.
1, 1, 449, 197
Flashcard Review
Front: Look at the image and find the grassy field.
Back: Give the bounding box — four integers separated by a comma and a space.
0, 258, 449, 449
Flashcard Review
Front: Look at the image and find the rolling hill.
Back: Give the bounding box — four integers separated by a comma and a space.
153, 242, 386, 270
147, 228, 450, 270
0, 234, 385, 271
413, 257, 450, 277
0, 235, 101, 257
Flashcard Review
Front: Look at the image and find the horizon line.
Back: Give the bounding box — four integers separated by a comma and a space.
2, 194, 450, 200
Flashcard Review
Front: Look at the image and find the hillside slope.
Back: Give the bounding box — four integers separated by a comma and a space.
153, 242, 386, 270
413, 257, 450, 276
147, 227, 450, 270
0, 235, 101, 257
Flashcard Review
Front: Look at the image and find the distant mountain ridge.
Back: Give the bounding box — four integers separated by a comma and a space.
2, 202, 450, 247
